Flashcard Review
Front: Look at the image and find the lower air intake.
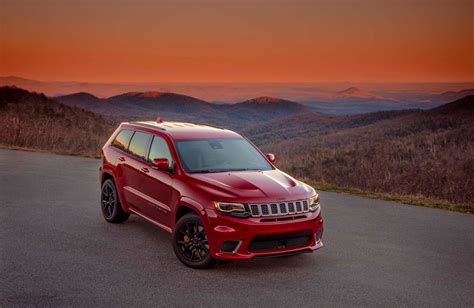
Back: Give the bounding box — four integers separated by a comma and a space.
248, 230, 312, 252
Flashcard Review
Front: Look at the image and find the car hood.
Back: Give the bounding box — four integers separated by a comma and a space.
188, 169, 314, 202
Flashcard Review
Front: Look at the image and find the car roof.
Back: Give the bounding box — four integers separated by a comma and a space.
122, 120, 242, 140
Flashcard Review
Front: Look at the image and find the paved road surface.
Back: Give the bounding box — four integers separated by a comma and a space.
1, 149, 473, 307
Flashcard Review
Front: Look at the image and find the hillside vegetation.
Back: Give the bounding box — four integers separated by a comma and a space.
0, 87, 115, 157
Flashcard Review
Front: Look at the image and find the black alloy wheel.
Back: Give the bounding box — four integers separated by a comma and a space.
173, 213, 216, 269
100, 179, 129, 223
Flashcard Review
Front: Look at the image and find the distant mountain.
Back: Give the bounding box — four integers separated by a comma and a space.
0, 86, 114, 157
57, 92, 133, 119
217, 96, 308, 122
429, 88, 474, 103
109, 91, 213, 113
60, 92, 99, 100
57, 91, 308, 128
238, 96, 307, 110
238, 96, 295, 104
335, 87, 397, 101
428, 94, 474, 117
301, 87, 410, 114
245, 96, 474, 206
57, 90, 223, 124
337, 87, 376, 99
59, 92, 102, 106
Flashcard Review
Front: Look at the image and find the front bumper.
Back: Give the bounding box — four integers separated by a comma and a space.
203, 208, 324, 260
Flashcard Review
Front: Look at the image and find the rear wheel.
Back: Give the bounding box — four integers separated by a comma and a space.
101, 179, 129, 223
173, 212, 216, 269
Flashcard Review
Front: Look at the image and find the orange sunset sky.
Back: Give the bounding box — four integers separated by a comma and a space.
1, 0, 473, 83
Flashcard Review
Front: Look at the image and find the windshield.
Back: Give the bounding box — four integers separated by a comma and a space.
174, 138, 273, 173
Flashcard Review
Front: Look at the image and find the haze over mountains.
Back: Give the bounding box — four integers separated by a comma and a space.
1, 85, 472, 210
2, 76, 473, 114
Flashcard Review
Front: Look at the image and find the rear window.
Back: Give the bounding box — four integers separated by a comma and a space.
112, 130, 134, 150
128, 131, 151, 159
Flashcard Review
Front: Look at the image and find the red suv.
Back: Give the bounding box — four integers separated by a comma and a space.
100, 121, 323, 268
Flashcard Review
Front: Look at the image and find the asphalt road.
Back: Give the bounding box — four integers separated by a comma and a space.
1, 149, 473, 307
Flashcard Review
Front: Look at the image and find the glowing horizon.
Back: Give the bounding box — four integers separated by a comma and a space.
1, 0, 473, 83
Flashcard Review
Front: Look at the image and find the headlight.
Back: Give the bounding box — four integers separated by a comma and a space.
308, 194, 320, 212
214, 202, 250, 217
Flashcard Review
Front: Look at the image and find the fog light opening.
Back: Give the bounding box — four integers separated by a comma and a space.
220, 240, 242, 253
315, 231, 322, 243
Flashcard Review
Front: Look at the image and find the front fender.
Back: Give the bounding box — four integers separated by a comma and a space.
177, 196, 206, 214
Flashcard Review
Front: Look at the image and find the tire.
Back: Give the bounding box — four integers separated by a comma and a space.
173, 212, 216, 269
100, 179, 130, 223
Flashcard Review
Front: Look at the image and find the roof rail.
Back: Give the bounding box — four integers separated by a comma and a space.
130, 121, 167, 131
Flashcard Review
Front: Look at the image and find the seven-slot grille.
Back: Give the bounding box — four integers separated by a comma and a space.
248, 200, 309, 217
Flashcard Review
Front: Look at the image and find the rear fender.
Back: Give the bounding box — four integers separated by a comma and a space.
101, 169, 130, 213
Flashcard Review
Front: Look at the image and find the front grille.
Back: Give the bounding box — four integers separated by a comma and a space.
248, 199, 310, 217
248, 230, 312, 252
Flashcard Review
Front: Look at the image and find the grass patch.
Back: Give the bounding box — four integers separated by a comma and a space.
306, 180, 473, 214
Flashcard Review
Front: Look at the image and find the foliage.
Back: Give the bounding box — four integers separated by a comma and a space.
0, 87, 115, 157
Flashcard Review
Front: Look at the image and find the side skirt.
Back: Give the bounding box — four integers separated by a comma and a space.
129, 208, 173, 233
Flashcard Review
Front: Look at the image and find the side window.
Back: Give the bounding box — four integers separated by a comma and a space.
112, 129, 134, 150
128, 131, 151, 159
148, 135, 173, 163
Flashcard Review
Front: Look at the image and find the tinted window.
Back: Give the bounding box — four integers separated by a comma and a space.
128, 131, 151, 159
148, 136, 173, 163
112, 129, 134, 150
175, 138, 273, 173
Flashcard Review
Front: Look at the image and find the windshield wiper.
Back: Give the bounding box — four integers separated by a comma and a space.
190, 169, 230, 173
191, 168, 261, 174
229, 168, 262, 172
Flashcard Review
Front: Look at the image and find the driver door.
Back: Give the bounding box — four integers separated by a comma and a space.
141, 134, 178, 228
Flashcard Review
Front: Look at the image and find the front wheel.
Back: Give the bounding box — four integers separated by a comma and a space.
173, 213, 216, 269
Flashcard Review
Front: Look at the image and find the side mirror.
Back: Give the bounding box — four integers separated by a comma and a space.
152, 158, 173, 172
266, 153, 276, 164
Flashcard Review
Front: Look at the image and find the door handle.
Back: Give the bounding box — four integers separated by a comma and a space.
118, 157, 126, 162
141, 167, 150, 173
